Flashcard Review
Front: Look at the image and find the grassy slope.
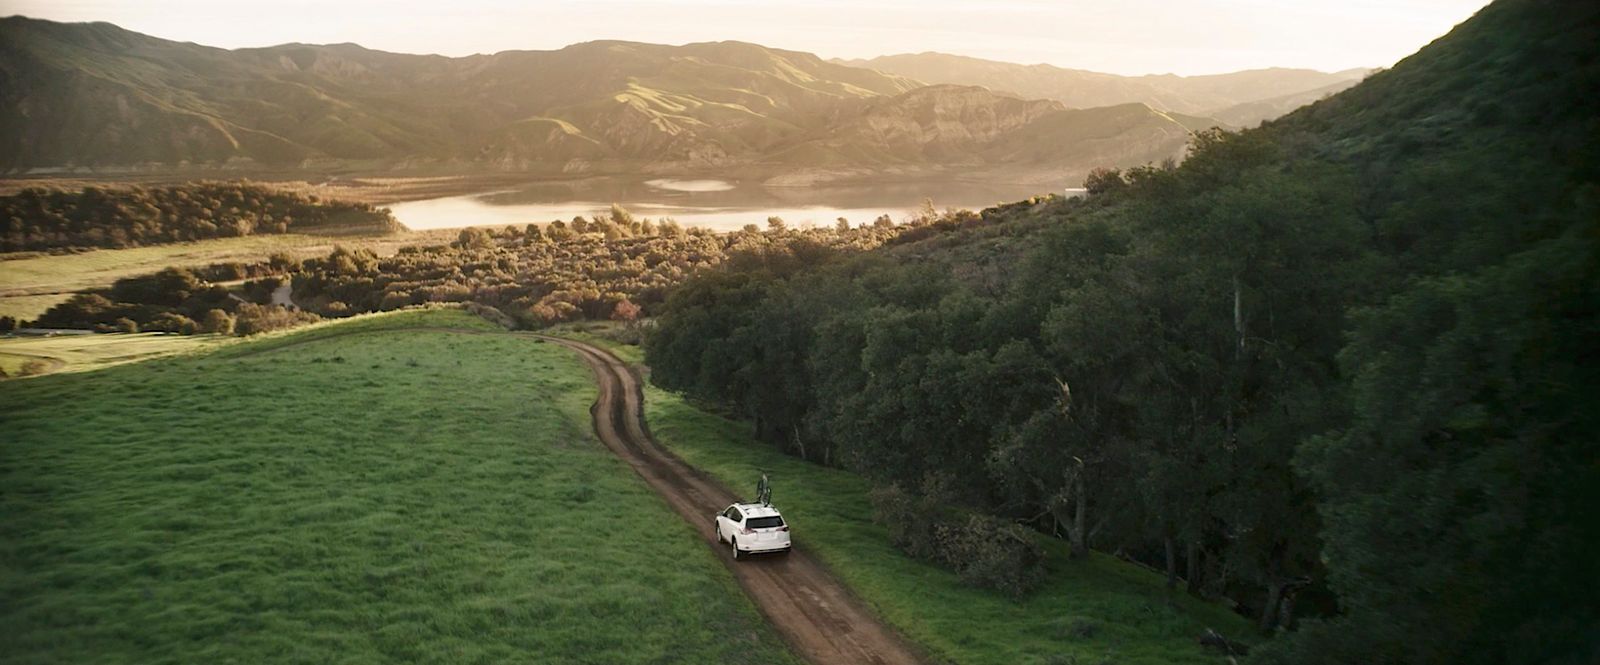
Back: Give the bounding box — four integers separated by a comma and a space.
0, 332, 226, 375
0, 231, 453, 300
0, 293, 72, 321
635, 377, 1253, 665
0, 310, 799, 665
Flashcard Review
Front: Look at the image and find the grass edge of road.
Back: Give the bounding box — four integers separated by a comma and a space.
560, 332, 1259, 665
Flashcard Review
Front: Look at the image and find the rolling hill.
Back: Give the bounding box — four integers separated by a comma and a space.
772, 85, 1215, 173
0, 16, 1220, 180
838, 52, 1369, 120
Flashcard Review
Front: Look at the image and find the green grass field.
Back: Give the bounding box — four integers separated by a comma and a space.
0, 310, 799, 665
631, 360, 1256, 665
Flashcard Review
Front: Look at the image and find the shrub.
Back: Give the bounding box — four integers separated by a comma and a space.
144, 312, 197, 334
242, 277, 281, 303
1083, 167, 1127, 196
114, 317, 138, 334
611, 299, 641, 322
940, 514, 1045, 598
463, 302, 516, 329
871, 477, 1045, 597
233, 303, 318, 336
200, 309, 235, 335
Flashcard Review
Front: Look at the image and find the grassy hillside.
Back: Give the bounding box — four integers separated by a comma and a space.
0, 19, 917, 171
1206, 80, 1359, 128
840, 52, 1364, 116
0, 331, 224, 376
779, 86, 1205, 172
0, 310, 799, 664
0, 293, 70, 321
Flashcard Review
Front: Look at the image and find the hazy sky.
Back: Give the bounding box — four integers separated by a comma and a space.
2, 0, 1491, 76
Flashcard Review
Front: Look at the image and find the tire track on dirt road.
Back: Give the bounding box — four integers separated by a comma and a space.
537, 335, 926, 665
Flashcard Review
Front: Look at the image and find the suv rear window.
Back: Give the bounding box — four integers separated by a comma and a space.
746, 516, 785, 529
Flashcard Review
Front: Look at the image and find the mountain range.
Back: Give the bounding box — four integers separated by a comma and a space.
838, 53, 1371, 127
0, 17, 1360, 181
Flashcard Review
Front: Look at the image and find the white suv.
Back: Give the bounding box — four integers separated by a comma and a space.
714, 503, 791, 559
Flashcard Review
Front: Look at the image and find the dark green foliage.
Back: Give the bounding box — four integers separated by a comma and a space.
0, 182, 402, 251
1082, 167, 1127, 196
109, 267, 202, 307
36, 267, 243, 333
873, 479, 1046, 598
645, 1, 1600, 661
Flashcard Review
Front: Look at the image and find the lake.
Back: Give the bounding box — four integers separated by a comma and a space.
387, 177, 1073, 232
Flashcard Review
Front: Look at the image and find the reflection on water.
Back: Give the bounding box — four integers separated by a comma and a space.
388, 177, 1063, 231
644, 178, 736, 192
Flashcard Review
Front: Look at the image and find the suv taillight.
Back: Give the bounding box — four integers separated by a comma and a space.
780, 526, 789, 532
741, 527, 754, 535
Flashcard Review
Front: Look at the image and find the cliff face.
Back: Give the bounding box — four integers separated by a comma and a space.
0, 17, 1225, 176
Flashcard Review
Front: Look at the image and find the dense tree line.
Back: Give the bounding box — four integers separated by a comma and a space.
0, 182, 402, 252
32, 266, 316, 336
26, 204, 923, 334
282, 209, 912, 328
645, 2, 1598, 663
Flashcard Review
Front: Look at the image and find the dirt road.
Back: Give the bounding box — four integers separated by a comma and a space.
538, 336, 926, 665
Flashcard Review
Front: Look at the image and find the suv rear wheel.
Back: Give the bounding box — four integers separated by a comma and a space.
731, 537, 742, 560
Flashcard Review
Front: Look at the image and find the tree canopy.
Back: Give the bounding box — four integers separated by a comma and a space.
644, 1, 1600, 661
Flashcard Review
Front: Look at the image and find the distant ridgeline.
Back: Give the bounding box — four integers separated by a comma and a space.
0, 17, 1233, 179
644, 1, 1600, 663
0, 182, 403, 252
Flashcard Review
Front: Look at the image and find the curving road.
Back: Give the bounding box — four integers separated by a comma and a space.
537, 336, 925, 665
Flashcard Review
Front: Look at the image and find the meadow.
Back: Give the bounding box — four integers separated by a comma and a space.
0, 332, 226, 376
0, 310, 798, 665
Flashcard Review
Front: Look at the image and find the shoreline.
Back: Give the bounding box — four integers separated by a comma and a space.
0, 166, 1081, 206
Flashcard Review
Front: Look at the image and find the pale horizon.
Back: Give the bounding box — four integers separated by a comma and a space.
1, 0, 1491, 77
